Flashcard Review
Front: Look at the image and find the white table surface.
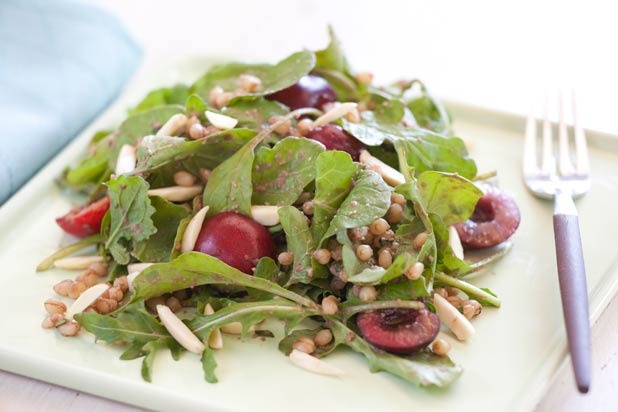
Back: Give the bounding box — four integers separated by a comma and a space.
2, 1, 617, 410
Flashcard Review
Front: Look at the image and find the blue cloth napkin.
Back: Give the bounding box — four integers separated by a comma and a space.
0, 0, 141, 205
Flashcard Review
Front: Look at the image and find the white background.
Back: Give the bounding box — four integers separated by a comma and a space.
93, 0, 617, 133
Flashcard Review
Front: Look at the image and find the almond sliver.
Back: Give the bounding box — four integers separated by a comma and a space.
147, 185, 203, 202
204, 304, 223, 349
433, 293, 475, 341
205, 110, 238, 130
181, 206, 210, 253
359, 150, 405, 186
220, 322, 243, 335
157, 304, 205, 354
448, 226, 465, 260
251, 205, 280, 226
312, 102, 357, 128
115, 144, 136, 175
289, 349, 344, 376
65, 283, 110, 320
126, 271, 140, 291
156, 114, 188, 137
54, 256, 104, 270
127, 262, 154, 273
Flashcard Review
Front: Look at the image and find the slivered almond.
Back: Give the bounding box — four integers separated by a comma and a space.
147, 185, 203, 202
433, 293, 475, 341
448, 226, 465, 260
359, 150, 405, 186
157, 304, 205, 353
220, 322, 243, 335
204, 304, 223, 349
156, 113, 188, 137
251, 205, 280, 226
289, 349, 344, 376
115, 144, 137, 175
65, 283, 110, 320
54, 256, 104, 270
127, 262, 153, 273
181, 206, 210, 253
205, 110, 238, 130
312, 102, 358, 128
126, 271, 140, 291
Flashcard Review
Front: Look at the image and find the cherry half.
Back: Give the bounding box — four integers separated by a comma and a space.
193, 211, 276, 274
55, 196, 110, 237
306, 124, 365, 161
267, 75, 336, 110
356, 308, 440, 355
454, 186, 521, 249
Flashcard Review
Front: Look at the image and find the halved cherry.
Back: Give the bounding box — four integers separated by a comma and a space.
267, 75, 336, 110
356, 308, 440, 355
306, 124, 365, 161
55, 196, 110, 237
454, 186, 521, 249
193, 211, 276, 274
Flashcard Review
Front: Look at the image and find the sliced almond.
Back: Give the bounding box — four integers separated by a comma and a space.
433, 293, 475, 341
115, 144, 137, 175
181, 206, 210, 253
127, 262, 154, 273
220, 322, 243, 335
204, 304, 223, 349
65, 283, 110, 320
147, 185, 203, 202
448, 226, 465, 260
126, 271, 140, 291
359, 150, 405, 187
156, 113, 188, 137
312, 102, 358, 128
289, 349, 344, 376
157, 304, 205, 353
251, 205, 280, 226
54, 256, 104, 270
205, 110, 238, 130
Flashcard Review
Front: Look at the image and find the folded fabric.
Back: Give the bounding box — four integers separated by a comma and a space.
0, 0, 141, 205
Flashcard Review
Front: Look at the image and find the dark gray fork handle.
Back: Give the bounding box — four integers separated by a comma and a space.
553, 206, 591, 393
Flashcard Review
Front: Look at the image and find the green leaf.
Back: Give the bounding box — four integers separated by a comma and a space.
417, 171, 482, 226
278, 327, 337, 357
315, 25, 349, 73
329, 320, 462, 387
133, 196, 189, 262
347, 252, 412, 284
201, 347, 219, 383
323, 169, 391, 240
278, 206, 314, 285
252, 137, 324, 206
408, 94, 451, 135
130, 85, 190, 115
223, 99, 289, 129
434, 272, 501, 307
105, 176, 157, 265
129, 252, 317, 309
311, 151, 357, 246
378, 278, 429, 301
185, 94, 208, 117
248, 257, 280, 300
192, 50, 315, 101
37, 234, 102, 271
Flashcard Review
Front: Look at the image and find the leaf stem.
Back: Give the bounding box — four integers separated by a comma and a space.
36, 234, 102, 271
340, 300, 426, 319
472, 170, 497, 181
434, 272, 501, 307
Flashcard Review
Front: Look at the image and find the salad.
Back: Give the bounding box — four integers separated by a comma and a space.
37, 28, 521, 388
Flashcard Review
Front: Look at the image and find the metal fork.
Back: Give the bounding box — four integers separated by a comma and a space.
523, 92, 591, 393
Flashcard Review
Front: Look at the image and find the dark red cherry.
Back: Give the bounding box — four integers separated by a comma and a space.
306, 124, 365, 161
454, 186, 521, 249
267, 75, 336, 110
356, 308, 440, 355
193, 211, 276, 274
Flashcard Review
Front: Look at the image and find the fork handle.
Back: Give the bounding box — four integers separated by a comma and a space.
553, 205, 591, 393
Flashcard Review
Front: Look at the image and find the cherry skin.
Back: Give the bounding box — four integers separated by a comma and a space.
356, 308, 440, 355
267, 75, 336, 110
193, 211, 276, 274
306, 124, 365, 161
454, 186, 521, 249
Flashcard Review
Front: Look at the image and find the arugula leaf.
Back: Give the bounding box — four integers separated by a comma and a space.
129, 252, 317, 308
347, 252, 412, 284
417, 171, 482, 226
434, 271, 501, 307
201, 347, 218, 383
408, 94, 451, 135
278, 206, 314, 285
329, 320, 462, 387
311, 151, 357, 245
323, 169, 391, 240
278, 327, 337, 357
130, 85, 190, 115
248, 257, 281, 300
252, 137, 324, 206
192, 50, 315, 100
378, 277, 429, 301
223, 99, 289, 129
315, 25, 349, 72
75, 308, 182, 383
133, 196, 189, 262
105, 176, 157, 265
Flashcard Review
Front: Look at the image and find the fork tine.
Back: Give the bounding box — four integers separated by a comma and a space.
572, 91, 590, 175
523, 110, 538, 177
541, 95, 554, 175
558, 92, 575, 176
